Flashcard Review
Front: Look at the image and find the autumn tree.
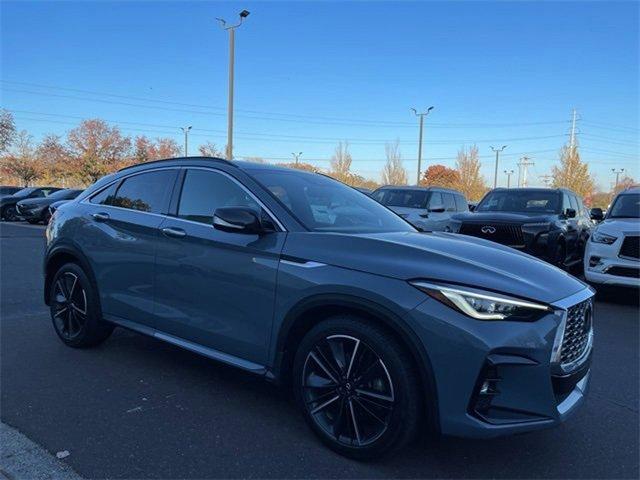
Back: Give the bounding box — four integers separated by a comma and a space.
590, 191, 612, 210
0, 109, 16, 153
0, 131, 41, 186
455, 145, 487, 201
381, 140, 408, 185
198, 142, 224, 158
67, 119, 131, 185
37, 134, 72, 186
551, 146, 595, 198
421, 164, 460, 189
276, 161, 318, 173
329, 141, 353, 183
243, 156, 266, 164
613, 175, 636, 195
134, 136, 181, 163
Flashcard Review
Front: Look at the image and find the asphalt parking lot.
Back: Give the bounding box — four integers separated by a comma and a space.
1, 222, 638, 479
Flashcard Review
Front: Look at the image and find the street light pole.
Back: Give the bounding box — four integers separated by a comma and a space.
181, 126, 192, 156
504, 169, 514, 188
217, 10, 250, 161
491, 145, 507, 188
411, 106, 434, 185
612, 168, 625, 188
292, 152, 303, 165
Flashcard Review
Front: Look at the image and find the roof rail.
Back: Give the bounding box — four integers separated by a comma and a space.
117, 156, 236, 173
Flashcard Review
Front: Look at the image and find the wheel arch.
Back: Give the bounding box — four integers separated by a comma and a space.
44, 245, 99, 306
272, 294, 440, 432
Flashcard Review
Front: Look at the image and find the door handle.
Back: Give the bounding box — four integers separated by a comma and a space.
161, 227, 186, 238
92, 212, 110, 222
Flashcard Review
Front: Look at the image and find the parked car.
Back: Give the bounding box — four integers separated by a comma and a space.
48, 199, 73, 220
450, 187, 593, 269
584, 186, 639, 286
0, 187, 61, 221
372, 186, 468, 231
354, 186, 373, 196
0, 186, 22, 197
45, 158, 593, 459
17, 189, 83, 224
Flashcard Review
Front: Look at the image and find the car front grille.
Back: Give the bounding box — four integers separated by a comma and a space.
459, 223, 525, 246
560, 300, 592, 366
619, 236, 640, 259
605, 266, 640, 278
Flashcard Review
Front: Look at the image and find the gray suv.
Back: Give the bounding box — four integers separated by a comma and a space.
372, 186, 468, 231
44, 157, 593, 459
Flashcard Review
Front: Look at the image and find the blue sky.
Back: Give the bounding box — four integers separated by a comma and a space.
1, 0, 638, 190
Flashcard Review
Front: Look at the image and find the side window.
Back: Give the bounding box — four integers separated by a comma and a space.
29, 190, 44, 198
442, 193, 456, 212
372, 190, 386, 203
562, 193, 572, 212
428, 192, 443, 208
111, 170, 176, 213
569, 195, 579, 212
90, 183, 118, 205
455, 195, 468, 212
177, 170, 259, 225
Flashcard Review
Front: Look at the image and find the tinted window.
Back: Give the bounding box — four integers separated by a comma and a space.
454, 195, 468, 212
177, 170, 259, 224
428, 192, 443, 207
562, 193, 572, 212
608, 193, 640, 219
90, 183, 118, 205
569, 195, 579, 212
371, 190, 385, 203
250, 169, 415, 234
477, 190, 561, 213
111, 170, 175, 213
442, 193, 456, 212
378, 189, 428, 209
48, 189, 82, 200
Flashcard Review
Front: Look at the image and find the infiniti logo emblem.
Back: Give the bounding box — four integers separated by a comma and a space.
481, 226, 496, 234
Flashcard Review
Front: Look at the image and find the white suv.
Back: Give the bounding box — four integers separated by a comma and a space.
584, 186, 640, 287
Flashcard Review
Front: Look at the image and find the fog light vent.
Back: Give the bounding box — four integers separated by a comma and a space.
473, 364, 501, 413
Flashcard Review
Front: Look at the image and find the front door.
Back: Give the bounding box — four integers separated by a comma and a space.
153, 168, 286, 365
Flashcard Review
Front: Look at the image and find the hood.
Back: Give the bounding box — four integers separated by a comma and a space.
597, 217, 640, 234
452, 211, 555, 224
17, 197, 51, 208
283, 231, 586, 304
0, 194, 26, 206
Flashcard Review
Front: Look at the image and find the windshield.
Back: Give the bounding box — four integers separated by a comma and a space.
477, 190, 561, 214
48, 189, 80, 200
375, 189, 429, 209
607, 193, 640, 219
12, 187, 35, 196
250, 169, 416, 233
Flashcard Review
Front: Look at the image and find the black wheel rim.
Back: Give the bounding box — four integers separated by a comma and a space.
5, 207, 17, 221
52, 272, 87, 340
302, 335, 395, 447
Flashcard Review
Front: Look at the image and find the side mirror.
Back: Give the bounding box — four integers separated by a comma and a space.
213, 207, 267, 234
565, 208, 577, 218
429, 204, 445, 213
590, 207, 604, 222
468, 204, 476, 212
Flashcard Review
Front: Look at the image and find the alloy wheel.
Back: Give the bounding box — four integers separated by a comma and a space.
52, 272, 88, 340
4, 206, 17, 221
302, 335, 395, 447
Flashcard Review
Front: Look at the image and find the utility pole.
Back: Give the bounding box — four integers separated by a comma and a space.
491, 145, 507, 188
504, 169, 515, 188
180, 126, 192, 156
539, 174, 553, 187
612, 168, 625, 188
291, 152, 303, 165
517, 156, 535, 187
217, 9, 250, 161
411, 106, 434, 185
569, 108, 578, 150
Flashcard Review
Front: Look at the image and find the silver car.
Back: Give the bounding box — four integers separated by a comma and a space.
372, 186, 468, 231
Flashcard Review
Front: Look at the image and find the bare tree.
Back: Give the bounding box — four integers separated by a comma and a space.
455, 145, 487, 201
198, 142, 225, 158
0, 131, 41, 186
381, 140, 408, 185
0, 109, 16, 153
67, 119, 131, 185
330, 141, 353, 183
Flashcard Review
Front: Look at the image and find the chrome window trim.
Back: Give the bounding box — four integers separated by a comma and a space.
80, 165, 287, 232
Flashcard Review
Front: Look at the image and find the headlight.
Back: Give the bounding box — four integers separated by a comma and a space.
591, 231, 617, 244
410, 281, 551, 321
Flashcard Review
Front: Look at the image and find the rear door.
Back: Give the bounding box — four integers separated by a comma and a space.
562, 193, 580, 256
153, 168, 286, 365
75, 168, 178, 329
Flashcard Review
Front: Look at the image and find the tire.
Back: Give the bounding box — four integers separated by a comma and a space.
293, 315, 422, 460
552, 242, 566, 269
1, 205, 18, 221
27, 219, 40, 225
49, 262, 114, 348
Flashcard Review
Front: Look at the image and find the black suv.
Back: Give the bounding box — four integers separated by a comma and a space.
450, 187, 593, 268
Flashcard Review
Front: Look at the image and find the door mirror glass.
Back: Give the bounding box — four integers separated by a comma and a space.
213, 207, 265, 234
429, 204, 445, 213
590, 207, 604, 222
565, 208, 577, 218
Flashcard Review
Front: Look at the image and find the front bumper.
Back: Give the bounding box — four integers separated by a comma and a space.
405, 287, 593, 438
584, 240, 640, 287
16, 205, 45, 221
